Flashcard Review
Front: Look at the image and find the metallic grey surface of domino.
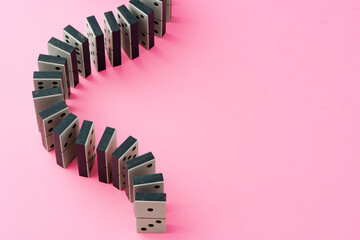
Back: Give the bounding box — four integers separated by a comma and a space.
86, 16, 106, 71
104, 11, 121, 66
111, 136, 138, 190
76, 120, 96, 177
47, 37, 79, 87
53, 113, 80, 168
128, 0, 154, 50
97, 127, 117, 184
136, 218, 166, 233
38, 101, 69, 151
37, 54, 70, 99
63, 25, 91, 78
134, 192, 166, 218
125, 152, 156, 202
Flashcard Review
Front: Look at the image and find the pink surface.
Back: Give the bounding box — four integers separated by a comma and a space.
1, 0, 360, 239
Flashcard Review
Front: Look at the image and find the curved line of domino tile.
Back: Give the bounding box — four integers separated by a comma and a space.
33, 1, 171, 234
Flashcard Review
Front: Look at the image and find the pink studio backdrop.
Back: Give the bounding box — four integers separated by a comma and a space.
1, 0, 360, 239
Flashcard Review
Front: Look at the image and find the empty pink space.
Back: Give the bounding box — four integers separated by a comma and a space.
0, 0, 360, 239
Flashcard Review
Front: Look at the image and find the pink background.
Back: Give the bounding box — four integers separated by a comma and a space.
1, 0, 360, 239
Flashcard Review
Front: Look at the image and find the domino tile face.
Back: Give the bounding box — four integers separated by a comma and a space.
139, 0, 166, 20
86, 16, 106, 72
76, 120, 96, 177
32, 87, 64, 131
116, 5, 139, 59
121, 37, 139, 59
124, 152, 156, 202
128, 0, 154, 33
97, 127, 117, 184
47, 37, 79, 87
133, 173, 164, 200
111, 136, 138, 190
104, 11, 121, 66
134, 192, 166, 218
138, 28, 154, 50
139, 0, 166, 37
136, 218, 166, 233
128, 0, 154, 50
37, 54, 70, 99
53, 113, 80, 168
42, 135, 55, 152
38, 101, 69, 151
33, 71, 64, 98
63, 25, 91, 78
153, 18, 166, 38
116, 5, 138, 43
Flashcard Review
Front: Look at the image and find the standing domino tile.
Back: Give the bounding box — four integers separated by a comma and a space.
134, 192, 166, 233
63, 25, 91, 78
32, 87, 64, 131
53, 113, 80, 168
133, 173, 164, 200
124, 152, 156, 202
111, 136, 138, 190
104, 11, 121, 67
76, 120, 96, 178
134, 192, 166, 218
97, 127, 117, 184
47, 37, 79, 87
116, 5, 139, 60
38, 54, 70, 99
128, 0, 154, 50
38, 101, 69, 151
86, 16, 106, 72
136, 218, 166, 233
139, 0, 166, 37
166, 0, 171, 22
33, 71, 65, 98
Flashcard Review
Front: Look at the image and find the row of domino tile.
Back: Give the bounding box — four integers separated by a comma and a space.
32, 0, 172, 233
